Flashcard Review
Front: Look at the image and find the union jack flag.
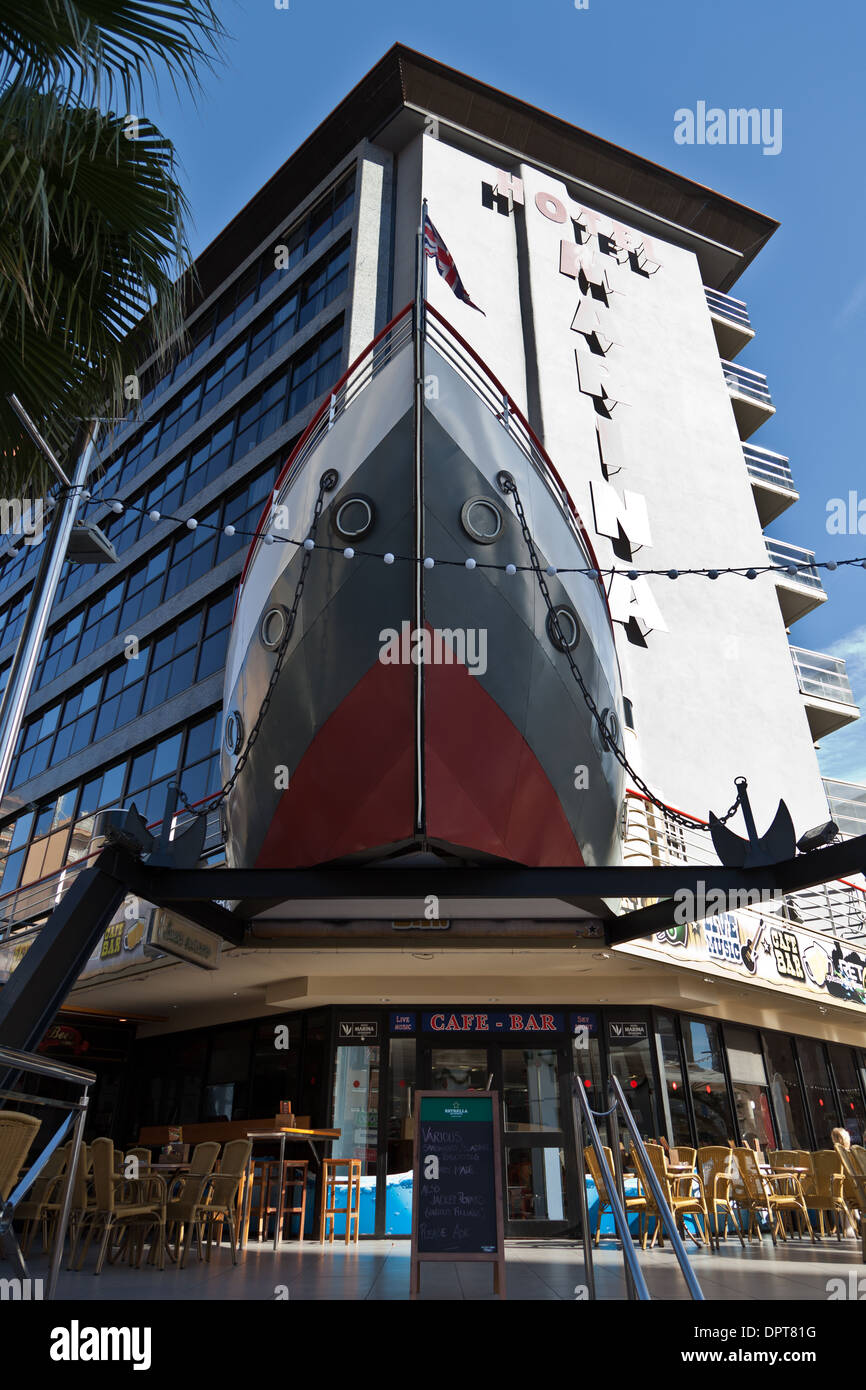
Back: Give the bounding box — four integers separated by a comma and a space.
423, 210, 485, 315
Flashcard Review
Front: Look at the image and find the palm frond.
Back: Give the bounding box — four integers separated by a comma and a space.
0, 90, 193, 490
0, 0, 227, 110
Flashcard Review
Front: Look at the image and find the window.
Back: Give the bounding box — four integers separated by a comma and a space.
655, 1013, 692, 1147
724, 1024, 776, 1150
827, 1044, 866, 1144
682, 1017, 734, 1145
795, 1037, 838, 1147
762, 1031, 810, 1149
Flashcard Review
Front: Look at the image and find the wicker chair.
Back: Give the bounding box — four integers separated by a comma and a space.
165, 1141, 221, 1267
799, 1150, 856, 1239
73, 1137, 166, 1274
851, 1145, 866, 1178
192, 1139, 252, 1264
834, 1142, 866, 1256
733, 1147, 814, 1244
768, 1150, 801, 1170
697, 1146, 745, 1248
0, 1110, 42, 1203
673, 1146, 697, 1170
583, 1144, 648, 1247
635, 1142, 714, 1250
16, 1140, 71, 1256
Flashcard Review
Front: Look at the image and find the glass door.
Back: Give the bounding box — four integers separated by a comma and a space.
497, 1046, 574, 1236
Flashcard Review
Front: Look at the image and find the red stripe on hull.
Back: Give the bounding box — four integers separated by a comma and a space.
424, 657, 585, 867
255, 658, 416, 868
255, 644, 584, 868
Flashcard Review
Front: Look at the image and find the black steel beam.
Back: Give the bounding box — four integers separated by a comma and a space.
0, 849, 129, 1055
121, 861, 246, 947
131, 833, 866, 908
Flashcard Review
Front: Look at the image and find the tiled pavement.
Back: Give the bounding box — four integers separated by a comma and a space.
17, 1232, 866, 1301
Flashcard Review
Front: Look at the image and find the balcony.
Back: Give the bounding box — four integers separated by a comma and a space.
765, 537, 827, 624
705, 287, 754, 360
791, 646, 860, 741
721, 359, 775, 439
823, 779, 866, 840
743, 443, 798, 526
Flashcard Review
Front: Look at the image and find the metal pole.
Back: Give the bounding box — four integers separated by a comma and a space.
610, 1075, 705, 1300
571, 1084, 596, 1301
0, 410, 99, 804
573, 1079, 651, 1300
412, 200, 427, 834
46, 1089, 89, 1300
607, 1103, 638, 1301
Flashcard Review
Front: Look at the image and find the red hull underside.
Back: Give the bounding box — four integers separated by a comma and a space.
255, 654, 584, 868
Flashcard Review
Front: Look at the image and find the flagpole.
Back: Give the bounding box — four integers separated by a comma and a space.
412, 197, 427, 835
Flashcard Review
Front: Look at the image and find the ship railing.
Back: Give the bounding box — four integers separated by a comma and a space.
622, 789, 866, 942
0, 799, 224, 942
241, 301, 609, 605
424, 303, 602, 575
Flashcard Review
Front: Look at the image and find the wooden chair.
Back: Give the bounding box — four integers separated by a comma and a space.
321, 1158, 362, 1244
697, 1147, 745, 1248
734, 1147, 814, 1244
73, 1137, 166, 1274
583, 1144, 647, 1247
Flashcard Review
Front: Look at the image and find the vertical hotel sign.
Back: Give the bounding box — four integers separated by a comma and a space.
483, 167, 667, 640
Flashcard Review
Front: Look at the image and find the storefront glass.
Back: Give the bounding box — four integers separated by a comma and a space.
827, 1043, 866, 1144
724, 1023, 776, 1150
655, 1012, 693, 1147
429, 1047, 488, 1090
606, 1019, 657, 1143
387, 1038, 416, 1175
682, 1017, 735, 1144
502, 1049, 561, 1132
332, 1043, 379, 1177
505, 1146, 567, 1222
796, 1038, 838, 1147
249, 1017, 299, 1119
761, 1031, 810, 1149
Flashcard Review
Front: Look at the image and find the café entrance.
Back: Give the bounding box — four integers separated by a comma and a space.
420, 1038, 580, 1236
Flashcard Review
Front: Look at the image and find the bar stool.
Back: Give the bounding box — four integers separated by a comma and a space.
321, 1158, 361, 1244
248, 1158, 310, 1242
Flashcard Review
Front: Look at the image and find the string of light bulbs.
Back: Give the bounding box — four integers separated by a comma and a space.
75, 492, 866, 581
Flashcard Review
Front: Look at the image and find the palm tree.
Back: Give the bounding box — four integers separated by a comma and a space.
0, 1, 227, 494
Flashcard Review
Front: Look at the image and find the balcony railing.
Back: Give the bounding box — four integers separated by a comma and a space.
722, 360, 773, 405
743, 443, 796, 492
764, 537, 825, 592
824, 779, 866, 840
791, 647, 856, 705
0, 802, 224, 938
623, 791, 866, 942
705, 288, 752, 330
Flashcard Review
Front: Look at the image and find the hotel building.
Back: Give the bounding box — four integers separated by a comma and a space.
0, 46, 864, 1237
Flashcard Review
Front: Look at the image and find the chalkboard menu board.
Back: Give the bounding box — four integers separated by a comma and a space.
410, 1091, 505, 1298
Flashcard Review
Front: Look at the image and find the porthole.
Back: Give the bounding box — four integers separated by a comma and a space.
546, 605, 580, 651
224, 710, 244, 756
334, 495, 374, 539
460, 496, 503, 544
598, 707, 621, 753
260, 605, 291, 650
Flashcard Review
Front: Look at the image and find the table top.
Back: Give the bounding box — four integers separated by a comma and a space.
770, 1165, 808, 1173
149, 1162, 191, 1172
246, 1128, 341, 1140
667, 1163, 695, 1172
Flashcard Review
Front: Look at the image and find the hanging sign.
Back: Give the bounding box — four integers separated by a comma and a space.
410, 1091, 505, 1299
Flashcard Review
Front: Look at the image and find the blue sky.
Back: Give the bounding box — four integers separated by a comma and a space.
145, 0, 866, 784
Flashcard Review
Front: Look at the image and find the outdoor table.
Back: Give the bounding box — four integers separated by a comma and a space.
241, 1128, 341, 1250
